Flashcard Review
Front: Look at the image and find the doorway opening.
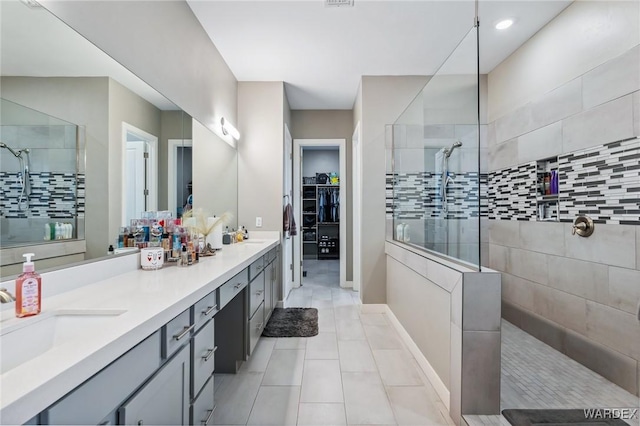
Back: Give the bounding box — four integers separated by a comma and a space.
168, 139, 193, 218
293, 139, 346, 290
122, 123, 157, 226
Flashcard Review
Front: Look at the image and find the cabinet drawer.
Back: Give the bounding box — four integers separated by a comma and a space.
163, 309, 192, 359
191, 375, 215, 426
249, 302, 265, 356
47, 331, 161, 425
249, 272, 265, 318
194, 290, 218, 331
219, 269, 248, 309
118, 345, 190, 426
192, 318, 216, 396
249, 257, 265, 281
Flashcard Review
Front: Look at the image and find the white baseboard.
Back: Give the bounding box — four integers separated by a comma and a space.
384, 305, 451, 412
341, 280, 354, 289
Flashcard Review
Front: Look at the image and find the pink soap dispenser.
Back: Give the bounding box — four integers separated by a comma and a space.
15, 253, 42, 318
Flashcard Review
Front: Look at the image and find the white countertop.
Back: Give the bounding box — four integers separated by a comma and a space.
0, 236, 279, 425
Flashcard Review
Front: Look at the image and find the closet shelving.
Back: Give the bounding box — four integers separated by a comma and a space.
301, 179, 340, 260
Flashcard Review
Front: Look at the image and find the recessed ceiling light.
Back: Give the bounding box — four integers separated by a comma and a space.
495, 19, 514, 30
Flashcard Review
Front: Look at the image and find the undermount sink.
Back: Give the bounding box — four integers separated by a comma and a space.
0, 309, 127, 374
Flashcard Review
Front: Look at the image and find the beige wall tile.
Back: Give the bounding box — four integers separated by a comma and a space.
518, 221, 565, 256
506, 247, 549, 285
517, 121, 563, 164
562, 95, 634, 153
461, 331, 501, 414
530, 78, 583, 131
586, 301, 640, 361
489, 220, 520, 248
583, 45, 640, 109
494, 104, 533, 144
488, 244, 508, 272
501, 273, 536, 311
636, 226, 640, 270
547, 256, 609, 303
608, 267, 640, 315
564, 223, 637, 269
489, 139, 518, 171
634, 91, 640, 137
533, 284, 588, 334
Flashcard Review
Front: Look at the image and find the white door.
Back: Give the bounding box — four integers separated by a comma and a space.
125, 140, 147, 225
283, 124, 293, 302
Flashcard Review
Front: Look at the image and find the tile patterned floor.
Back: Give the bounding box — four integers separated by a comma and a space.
465, 320, 640, 426
212, 267, 454, 426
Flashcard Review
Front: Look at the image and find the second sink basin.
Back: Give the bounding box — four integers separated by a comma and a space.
0, 309, 127, 374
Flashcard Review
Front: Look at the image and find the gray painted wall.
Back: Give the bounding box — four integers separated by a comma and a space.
488, 1, 640, 395
359, 76, 430, 303
41, 0, 238, 139
302, 149, 339, 177
291, 109, 354, 280
237, 82, 285, 233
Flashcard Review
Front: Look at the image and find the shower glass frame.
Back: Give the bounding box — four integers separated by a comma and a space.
0, 98, 85, 248
390, 24, 483, 270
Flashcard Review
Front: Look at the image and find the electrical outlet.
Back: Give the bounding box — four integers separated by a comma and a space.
256, 217, 262, 227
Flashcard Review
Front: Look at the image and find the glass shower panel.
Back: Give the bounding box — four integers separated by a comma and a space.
0, 98, 83, 247
391, 25, 482, 268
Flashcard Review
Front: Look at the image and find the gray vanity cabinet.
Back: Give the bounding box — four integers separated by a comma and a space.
118, 345, 190, 425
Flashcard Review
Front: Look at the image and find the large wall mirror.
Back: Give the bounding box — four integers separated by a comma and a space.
0, 0, 238, 276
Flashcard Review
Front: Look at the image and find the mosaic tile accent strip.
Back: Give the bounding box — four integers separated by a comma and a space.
386, 172, 488, 220
0, 172, 84, 219
488, 163, 537, 221
558, 137, 640, 225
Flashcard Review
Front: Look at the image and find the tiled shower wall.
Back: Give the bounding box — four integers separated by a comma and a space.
0, 125, 83, 243
488, 45, 640, 395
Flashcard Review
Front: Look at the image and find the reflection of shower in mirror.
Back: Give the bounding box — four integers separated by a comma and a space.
1, 142, 32, 211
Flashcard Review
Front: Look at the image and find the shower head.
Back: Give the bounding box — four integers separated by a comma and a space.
443, 140, 463, 158
0, 142, 23, 158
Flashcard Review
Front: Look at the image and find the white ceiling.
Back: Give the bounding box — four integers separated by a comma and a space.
1, 1, 177, 110
188, 0, 572, 110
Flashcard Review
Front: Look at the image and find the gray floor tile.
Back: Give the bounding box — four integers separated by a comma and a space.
212, 372, 263, 425
247, 385, 300, 425
387, 385, 450, 425
373, 349, 423, 386
338, 340, 377, 372
297, 403, 347, 425
342, 372, 396, 425
306, 332, 339, 359
262, 349, 305, 386
300, 359, 344, 403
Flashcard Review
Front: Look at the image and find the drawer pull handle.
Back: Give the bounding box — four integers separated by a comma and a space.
256, 322, 264, 330
202, 405, 216, 425
202, 304, 218, 317
234, 282, 243, 290
173, 324, 195, 341
202, 346, 218, 362
256, 290, 264, 296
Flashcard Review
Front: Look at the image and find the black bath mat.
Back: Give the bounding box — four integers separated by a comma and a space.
502, 409, 630, 425
262, 308, 318, 338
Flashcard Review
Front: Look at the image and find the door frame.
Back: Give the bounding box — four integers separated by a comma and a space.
167, 139, 193, 218
282, 124, 293, 304
293, 138, 347, 288
352, 122, 362, 295
122, 122, 158, 226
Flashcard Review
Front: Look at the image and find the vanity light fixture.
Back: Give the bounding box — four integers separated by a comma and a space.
495, 19, 514, 30
220, 117, 240, 140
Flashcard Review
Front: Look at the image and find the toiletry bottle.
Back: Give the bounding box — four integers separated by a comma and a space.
244, 227, 249, 240
236, 227, 244, 243
180, 244, 189, 266
15, 253, 41, 318
44, 224, 51, 241
108, 245, 115, 255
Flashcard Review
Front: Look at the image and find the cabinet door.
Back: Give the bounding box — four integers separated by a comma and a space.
118, 346, 189, 425
264, 260, 273, 321
271, 254, 279, 310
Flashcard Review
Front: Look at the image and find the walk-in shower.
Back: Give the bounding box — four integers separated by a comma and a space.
0, 98, 84, 247
0, 142, 31, 211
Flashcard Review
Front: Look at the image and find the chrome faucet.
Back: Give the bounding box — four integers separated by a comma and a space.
0, 288, 16, 303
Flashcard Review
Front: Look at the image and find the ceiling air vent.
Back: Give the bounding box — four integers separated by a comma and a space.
325, 0, 354, 7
